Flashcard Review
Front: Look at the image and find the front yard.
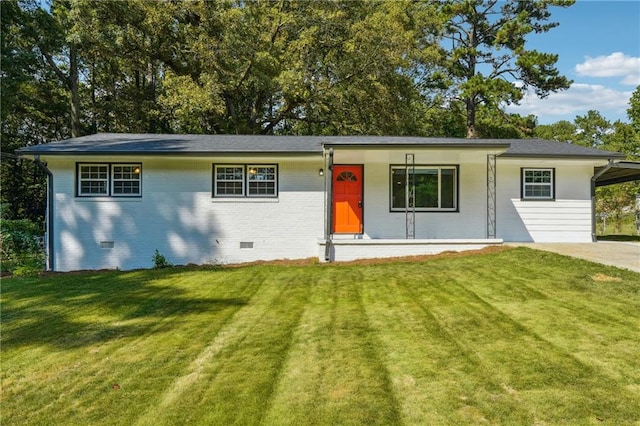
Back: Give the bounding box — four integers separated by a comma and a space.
2, 247, 639, 425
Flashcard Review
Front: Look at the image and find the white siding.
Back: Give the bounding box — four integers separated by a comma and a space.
44, 149, 609, 270
47, 156, 324, 271
496, 159, 600, 242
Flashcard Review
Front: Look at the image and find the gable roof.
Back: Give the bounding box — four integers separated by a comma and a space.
16, 133, 625, 159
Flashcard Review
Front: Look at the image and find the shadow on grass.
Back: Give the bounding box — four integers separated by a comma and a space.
1, 267, 249, 350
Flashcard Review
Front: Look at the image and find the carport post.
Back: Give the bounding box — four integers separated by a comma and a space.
591, 160, 614, 242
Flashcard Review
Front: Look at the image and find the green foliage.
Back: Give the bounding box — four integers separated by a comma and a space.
533, 120, 577, 142
0, 205, 45, 275
152, 249, 172, 268
628, 85, 640, 132
433, 0, 573, 137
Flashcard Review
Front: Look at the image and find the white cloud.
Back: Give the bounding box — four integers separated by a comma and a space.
505, 83, 633, 122
575, 52, 640, 85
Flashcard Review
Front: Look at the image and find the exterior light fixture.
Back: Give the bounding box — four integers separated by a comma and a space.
319, 168, 324, 176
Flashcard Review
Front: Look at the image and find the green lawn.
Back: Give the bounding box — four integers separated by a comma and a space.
2, 247, 640, 425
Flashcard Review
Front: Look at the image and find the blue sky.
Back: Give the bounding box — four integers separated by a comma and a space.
505, 0, 640, 125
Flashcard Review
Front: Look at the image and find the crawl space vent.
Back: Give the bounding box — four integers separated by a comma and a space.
239, 242, 254, 249
100, 241, 115, 249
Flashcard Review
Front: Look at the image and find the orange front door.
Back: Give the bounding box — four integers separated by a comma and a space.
332, 165, 363, 234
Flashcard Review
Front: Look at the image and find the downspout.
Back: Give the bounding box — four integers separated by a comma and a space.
591, 159, 614, 242
34, 155, 54, 271
324, 148, 334, 261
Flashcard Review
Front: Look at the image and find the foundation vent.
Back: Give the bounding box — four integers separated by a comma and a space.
239, 242, 254, 249
100, 241, 115, 249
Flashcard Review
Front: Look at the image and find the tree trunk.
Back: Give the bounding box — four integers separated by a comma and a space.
69, 46, 81, 138
466, 97, 477, 138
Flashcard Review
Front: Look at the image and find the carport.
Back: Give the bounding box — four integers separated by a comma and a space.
592, 160, 640, 240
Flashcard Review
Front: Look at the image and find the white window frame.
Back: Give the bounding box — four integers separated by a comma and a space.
77, 163, 142, 197
214, 165, 246, 197
78, 164, 109, 196
247, 165, 278, 197
213, 164, 278, 198
111, 164, 142, 197
390, 165, 458, 212
522, 168, 555, 200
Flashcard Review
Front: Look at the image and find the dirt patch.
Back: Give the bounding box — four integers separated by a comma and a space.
232, 245, 511, 268
25, 246, 513, 276
591, 273, 623, 282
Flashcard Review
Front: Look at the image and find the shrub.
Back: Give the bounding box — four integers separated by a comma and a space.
152, 250, 172, 268
1, 212, 45, 275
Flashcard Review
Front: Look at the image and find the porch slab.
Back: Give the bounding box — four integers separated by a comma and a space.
318, 238, 503, 262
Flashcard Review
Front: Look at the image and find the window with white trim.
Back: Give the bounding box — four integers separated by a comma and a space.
522, 168, 554, 200
213, 164, 278, 198
215, 165, 245, 196
247, 165, 277, 196
390, 166, 457, 211
112, 164, 141, 196
77, 163, 141, 197
78, 164, 109, 196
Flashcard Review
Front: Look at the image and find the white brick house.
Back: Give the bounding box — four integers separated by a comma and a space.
18, 134, 630, 271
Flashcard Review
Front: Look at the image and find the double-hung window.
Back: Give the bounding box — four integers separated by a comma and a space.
390, 166, 458, 211
522, 168, 554, 200
77, 163, 141, 197
215, 165, 245, 196
213, 164, 278, 198
247, 165, 277, 196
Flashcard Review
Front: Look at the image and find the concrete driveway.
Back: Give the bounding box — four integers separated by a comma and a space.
508, 242, 640, 273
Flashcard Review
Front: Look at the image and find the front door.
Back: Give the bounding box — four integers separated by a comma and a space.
332, 165, 363, 234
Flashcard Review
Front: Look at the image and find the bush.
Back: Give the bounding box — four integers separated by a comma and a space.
1, 213, 45, 275
152, 250, 172, 268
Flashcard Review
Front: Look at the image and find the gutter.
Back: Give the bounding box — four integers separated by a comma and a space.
591, 159, 614, 242
33, 155, 54, 271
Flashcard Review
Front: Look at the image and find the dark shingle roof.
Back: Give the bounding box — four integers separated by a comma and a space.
502, 139, 624, 159
16, 133, 325, 155
16, 133, 624, 159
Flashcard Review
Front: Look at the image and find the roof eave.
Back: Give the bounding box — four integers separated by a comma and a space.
322, 143, 511, 149
499, 153, 625, 160
17, 150, 323, 157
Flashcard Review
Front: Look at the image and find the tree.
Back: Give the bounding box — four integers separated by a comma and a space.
433, 0, 573, 138
598, 119, 639, 234
628, 85, 640, 133
1, 0, 69, 222
533, 120, 576, 142
573, 110, 612, 148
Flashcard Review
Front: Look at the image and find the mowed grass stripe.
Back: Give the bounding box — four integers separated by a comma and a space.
3, 268, 260, 425
399, 250, 639, 424
362, 269, 530, 425
138, 268, 312, 425
458, 250, 640, 386
262, 268, 401, 425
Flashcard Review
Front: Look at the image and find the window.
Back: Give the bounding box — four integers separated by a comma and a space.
215, 165, 245, 196
77, 163, 141, 197
522, 168, 554, 200
248, 165, 277, 196
391, 166, 457, 211
79, 164, 108, 196
112, 165, 141, 196
213, 164, 278, 198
